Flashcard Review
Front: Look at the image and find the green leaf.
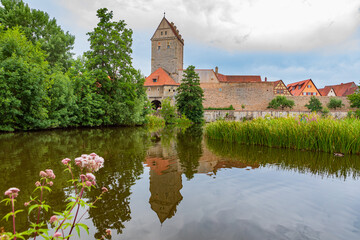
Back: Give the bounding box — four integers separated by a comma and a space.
28, 204, 39, 214
77, 223, 89, 235
75, 224, 80, 237
2, 212, 14, 221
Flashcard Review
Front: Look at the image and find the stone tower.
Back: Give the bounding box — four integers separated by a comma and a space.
151, 17, 184, 82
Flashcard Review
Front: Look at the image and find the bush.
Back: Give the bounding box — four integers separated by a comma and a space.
305, 96, 323, 112
160, 98, 177, 124
322, 107, 330, 117
145, 115, 165, 127
327, 97, 344, 110
205, 105, 234, 110
267, 96, 295, 110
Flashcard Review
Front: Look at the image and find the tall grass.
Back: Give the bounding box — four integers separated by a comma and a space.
205, 116, 360, 154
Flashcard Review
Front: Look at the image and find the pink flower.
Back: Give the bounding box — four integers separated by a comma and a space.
4, 190, 11, 196
53, 232, 62, 238
50, 215, 58, 224
85, 181, 92, 187
45, 169, 56, 179
40, 171, 47, 178
48, 181, 53, 186
24, 202, 30, 207
35, 181, 41, 187
80, 174, 86, 182
61, 158, 71, 165
4, 188, 20, 198
90, 153, 97, 157
101, 187, 108, 193
86, 173, 95, 181
106, 229, 111, 236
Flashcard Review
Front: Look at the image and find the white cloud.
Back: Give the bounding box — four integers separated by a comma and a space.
56, 0, 360, 52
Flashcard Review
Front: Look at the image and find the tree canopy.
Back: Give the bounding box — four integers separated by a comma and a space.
84, 8, 148, 126
0, 0, 75, 70
267, 96, 295, 110
305, 96, 323, 112
175, 65, 204, 123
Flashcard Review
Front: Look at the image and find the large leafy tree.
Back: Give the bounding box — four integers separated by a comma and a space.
85, 8, 147, 125
176, 65, 204, 123
0, 0, 75, 70
0, 27, 49, 131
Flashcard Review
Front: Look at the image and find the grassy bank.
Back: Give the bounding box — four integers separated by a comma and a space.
205, 116, 360, 154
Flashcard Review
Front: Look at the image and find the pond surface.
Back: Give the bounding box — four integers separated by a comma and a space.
1, 126, 360, 240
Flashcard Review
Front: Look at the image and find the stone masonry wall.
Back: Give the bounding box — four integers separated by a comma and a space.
201, 82, 352, 111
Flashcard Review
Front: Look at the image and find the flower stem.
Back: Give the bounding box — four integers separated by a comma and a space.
67, 188, 85, 239
34, 182, 44, 240
11, 196, 16, 240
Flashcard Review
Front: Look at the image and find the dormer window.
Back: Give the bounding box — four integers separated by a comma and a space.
153, 78, 157, 82
298, 85, 301, 90
293, 86, 295, 91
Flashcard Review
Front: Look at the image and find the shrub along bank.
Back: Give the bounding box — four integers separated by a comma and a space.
205, 115, 360, 154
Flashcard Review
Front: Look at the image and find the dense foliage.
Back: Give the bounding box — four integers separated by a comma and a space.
205, 115, 360, 154
0, 0, 75, 70
267, 96, 295, 110
348, 87, 360, 108
305, 96, 323, 112
160, 98, 177, 124
327, 97, 344, 110
85, 8, 148, 126
176, 65, 204, 123
0, 3, 148, 131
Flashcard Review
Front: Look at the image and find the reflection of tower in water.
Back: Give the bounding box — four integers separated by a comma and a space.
145, 157, 183, 223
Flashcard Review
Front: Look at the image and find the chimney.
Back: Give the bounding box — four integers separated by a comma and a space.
265, 77, 267, 82
215, 66, 218, 74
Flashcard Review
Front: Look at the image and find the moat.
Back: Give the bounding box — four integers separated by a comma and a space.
1, 126, 360, 240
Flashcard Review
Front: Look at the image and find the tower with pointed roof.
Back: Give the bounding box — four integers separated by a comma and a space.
151, 17, 184, 81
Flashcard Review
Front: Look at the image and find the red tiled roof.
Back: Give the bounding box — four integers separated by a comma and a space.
216, 73, 261, 83
144, 68, 180, 87
318, 86, 333, 96
287, 79, 320, 96
323, 82, 358, 96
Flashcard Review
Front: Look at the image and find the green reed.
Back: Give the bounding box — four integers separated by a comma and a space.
205, 116, 360, 154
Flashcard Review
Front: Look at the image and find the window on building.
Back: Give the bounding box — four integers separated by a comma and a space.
153, 78, 157, 82
219, 88, 222, 92
173, 89, 175, 92
169, 89, 171, 92
303, 92, 306, 96
167, 41, 170, 48
148, 88, 151, 92
293, 87, 296, 91
277, 90, 280, 94
161, 31, 163, 35
298, 85, 301, 90
157, 88, 160, 91
280, 90, 284, 94
165, 31, 167, 35
313, 92, 317, 95
308, 85, 311, 88
158, 46, 160, 50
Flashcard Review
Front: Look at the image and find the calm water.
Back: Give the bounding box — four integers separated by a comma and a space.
1, 126, 360, 240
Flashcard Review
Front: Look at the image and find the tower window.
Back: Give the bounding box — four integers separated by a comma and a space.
158, 46, 160, 50
165, 31, 167, 35
167, 41, 170, 48
153, 78, 157, 82
161, 31, 163, 35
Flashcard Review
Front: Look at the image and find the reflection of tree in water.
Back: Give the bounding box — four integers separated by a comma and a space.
176, 125, 203, 180
206, 138, 360, 180
86, 128, 150, 239
0, 127, 151, 237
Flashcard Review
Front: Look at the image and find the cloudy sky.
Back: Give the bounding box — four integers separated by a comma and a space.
25, 0, 360, 87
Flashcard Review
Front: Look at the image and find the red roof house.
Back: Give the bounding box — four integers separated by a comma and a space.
287, 79, 321, 96
144, 67, 180, 87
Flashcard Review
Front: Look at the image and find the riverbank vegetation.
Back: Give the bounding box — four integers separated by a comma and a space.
0, 1, 149, 132
205, 114, 360, 154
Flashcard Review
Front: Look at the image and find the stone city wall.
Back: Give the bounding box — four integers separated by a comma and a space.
201, 82, 352, 111
204, 110, 350, 122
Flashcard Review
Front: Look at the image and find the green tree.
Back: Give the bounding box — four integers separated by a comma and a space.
0, 0, 75, 70
305, 96, 323, 112
267, 96, 295, 110
348, 86, 360, 108
160, 98, 177, 124
176, 65, 204, 123
0, 27, 49, 131
85, 8, 147, 126
67, 58, 105, 127
327, 97, 344, 110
